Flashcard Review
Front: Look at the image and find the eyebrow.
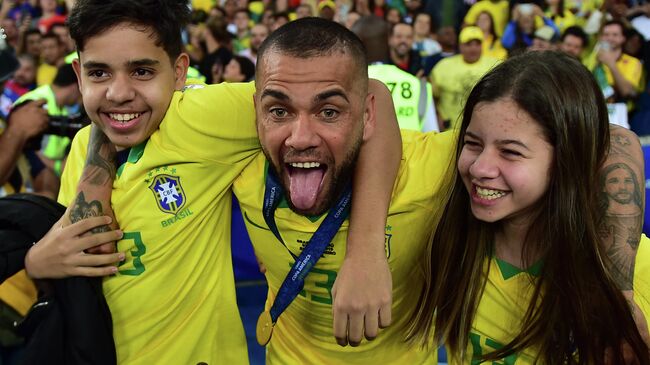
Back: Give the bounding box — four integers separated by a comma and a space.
127, 59, 160, 68
465, 131, 531, 151
82, 61, 109, 69
314, 89, 349, 103
260, 89, 289, 101
82, 58, 160, 69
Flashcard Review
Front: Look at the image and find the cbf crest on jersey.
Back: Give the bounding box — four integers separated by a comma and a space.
149, 174, 186, 214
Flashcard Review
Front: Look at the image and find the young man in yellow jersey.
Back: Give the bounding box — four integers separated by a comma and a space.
232, 18, 454, 363
23, 1, 402, 363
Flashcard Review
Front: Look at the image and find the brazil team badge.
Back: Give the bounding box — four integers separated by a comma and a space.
149, 174, 186, 214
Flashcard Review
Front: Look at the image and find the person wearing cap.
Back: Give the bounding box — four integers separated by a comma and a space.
14, 63, 82, 178
352, 15, 438, 132
429, 26, 500, 130
529, 25, 557, 51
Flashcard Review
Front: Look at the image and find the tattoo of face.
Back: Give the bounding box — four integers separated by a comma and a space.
598, 161, 642, 291
68, 192, 110, 233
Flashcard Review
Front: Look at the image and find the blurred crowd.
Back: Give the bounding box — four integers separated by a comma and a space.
1, 0, 650, 199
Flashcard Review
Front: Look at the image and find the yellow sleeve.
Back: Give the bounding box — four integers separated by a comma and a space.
634, 235, 650, 328
57, 126, 90, 207
624, 59, 644, 93
160, 81, 260, 164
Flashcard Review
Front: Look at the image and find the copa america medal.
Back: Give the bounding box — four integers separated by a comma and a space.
256, 311, 274, 346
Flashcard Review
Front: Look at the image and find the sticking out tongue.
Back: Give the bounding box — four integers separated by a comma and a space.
289, 168, 325, 210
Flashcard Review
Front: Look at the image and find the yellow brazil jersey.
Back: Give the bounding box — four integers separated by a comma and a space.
482, 35, 507, 61
452, 235, 650, 363
36, 63, 57, 86
545, 9, 576, 33
604, 53, 644, 94
58, 82, 261, 365
233, 130, 457, 364
430, 55, 499, 128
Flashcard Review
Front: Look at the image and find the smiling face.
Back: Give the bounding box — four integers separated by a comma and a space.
605, 166, 635, 204
72, 23, 187, 149
255, 52, 374, 216
389, 23, 414, 58
600, 23, 625, 50
458, 98, 553, 228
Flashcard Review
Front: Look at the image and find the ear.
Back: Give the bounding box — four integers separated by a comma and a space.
173, 53, 190, 90
362, 92, 376, 142
72, 57, 83, 91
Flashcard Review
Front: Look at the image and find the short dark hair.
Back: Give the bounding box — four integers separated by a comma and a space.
49, 22, 68, 32
232, 55, 255, 81
205, 15, 233, 45
390, 22, 412, 37
413, 11, 435, 33
53, 63, 78, 87
273, 11, 290, 22
67, 0, 190, 61
561, 25, 588, 47
257, 17, 368, 88
234, 8, 250, 17
601, 19, 626, 37
41, 32, 62, 44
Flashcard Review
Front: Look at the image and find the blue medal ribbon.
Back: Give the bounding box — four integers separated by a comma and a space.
262, 167, 352, 323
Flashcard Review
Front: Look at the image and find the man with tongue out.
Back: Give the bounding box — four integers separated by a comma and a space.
232, 18, 456, 364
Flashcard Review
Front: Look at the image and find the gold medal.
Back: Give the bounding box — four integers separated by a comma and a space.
256, 311, 274, 346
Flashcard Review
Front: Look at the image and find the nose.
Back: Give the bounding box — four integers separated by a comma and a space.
106, 73, 136, 104
285, 113, 320, 151
468, 149, 499, 180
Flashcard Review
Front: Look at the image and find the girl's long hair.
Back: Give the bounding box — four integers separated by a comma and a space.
407, 51, 649, 364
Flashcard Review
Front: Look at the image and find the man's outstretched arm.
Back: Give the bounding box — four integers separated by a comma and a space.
332, 79, 401, 346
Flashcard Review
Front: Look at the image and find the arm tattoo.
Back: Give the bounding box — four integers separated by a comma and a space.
598, 127, 644, 291
68, 191, 110, 233
82, 125, 117, 186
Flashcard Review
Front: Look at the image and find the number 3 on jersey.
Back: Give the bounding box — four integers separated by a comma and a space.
290, 263, 337, 305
